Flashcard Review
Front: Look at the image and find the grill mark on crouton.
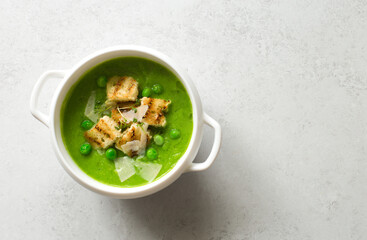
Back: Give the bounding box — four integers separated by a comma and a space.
156, 112, 164, 124
97, 125, 110, 139
84, 133, 103, 146
115, 123, 151, 156
100, 119, 116, 139
84, 116, 121, 149
117, 124, 140, 146
84, 129, 107, 149
113, 78, 123, 95
106, 76, 139, 102
94, 125, 102, 133
140, 97, 170, 126
93, 120, 112, 140
126, 81, 134, 91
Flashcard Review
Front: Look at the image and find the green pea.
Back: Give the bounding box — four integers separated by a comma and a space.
146, 148, 158, 160
142, 87, 151, 97
169, 129, 181, 139
97, 76, 107, 87
80, 143, 92, 155
105, 148, 117, 160
154, 134, 164, 146
152, 84, 163, 94
81, 120, 94, 130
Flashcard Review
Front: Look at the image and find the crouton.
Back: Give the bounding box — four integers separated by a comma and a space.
84, 116, 121, 149
110, 108, 120, 123
140, 97, 171, 127
115, 123, 151, 157
106, 76, 139, 102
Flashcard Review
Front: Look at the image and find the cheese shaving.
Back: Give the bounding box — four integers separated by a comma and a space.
134, 161, 162, 182
117, 105, 148, 123
114, 157, 136, 182
84, 91, 99, 123
114, 157, 162, 183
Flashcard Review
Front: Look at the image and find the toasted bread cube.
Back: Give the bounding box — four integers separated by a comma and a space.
115, 123, 151, 157
84, 116, 121, 149
111, 108, 123, 123
106, 76, 139, 102
140, 97, 171, 127
117, 123, 145, 145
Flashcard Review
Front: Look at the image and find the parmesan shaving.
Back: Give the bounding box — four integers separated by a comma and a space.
134, 161, 162, 182
84, 91, 99, 123
114, 157, 136, 182
114, 157, 162, 183
136, 105, 149, 121
117, 105, 148, 123
117, 107, 128, 123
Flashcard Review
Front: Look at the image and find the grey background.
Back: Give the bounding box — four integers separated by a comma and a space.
1, 0, 367, 239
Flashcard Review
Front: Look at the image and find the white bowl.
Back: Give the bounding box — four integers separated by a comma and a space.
30, 46, 221, 199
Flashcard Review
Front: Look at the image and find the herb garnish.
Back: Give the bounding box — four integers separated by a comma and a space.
115, 122, 127, 131
117, 107, 128, 123
137, 122, 146, 133
135, 98, 140, 106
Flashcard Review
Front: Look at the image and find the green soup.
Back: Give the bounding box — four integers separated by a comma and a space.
61, 57, 193, 187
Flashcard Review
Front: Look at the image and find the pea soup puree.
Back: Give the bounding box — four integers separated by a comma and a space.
61, 57, 193, 188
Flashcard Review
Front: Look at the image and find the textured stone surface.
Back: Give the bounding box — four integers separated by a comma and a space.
1, 0, 367, 239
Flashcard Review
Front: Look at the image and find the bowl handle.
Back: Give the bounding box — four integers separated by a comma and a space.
30, 70, 67, 128
186, 113, 222, 172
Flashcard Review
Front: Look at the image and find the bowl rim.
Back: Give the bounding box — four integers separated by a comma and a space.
49, 45, 204, 198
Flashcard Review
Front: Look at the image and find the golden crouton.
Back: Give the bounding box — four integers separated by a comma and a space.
115, 123, 151, 157
140, 97, 171, 127
111, 108, 123, 123
84, 116, 121, 149
106, 76, 139, 102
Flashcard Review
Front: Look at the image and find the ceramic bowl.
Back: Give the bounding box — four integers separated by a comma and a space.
30, 45, 221, 199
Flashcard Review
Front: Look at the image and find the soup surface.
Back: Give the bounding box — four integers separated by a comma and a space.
61, 57, 193, 187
